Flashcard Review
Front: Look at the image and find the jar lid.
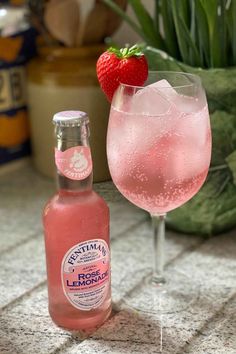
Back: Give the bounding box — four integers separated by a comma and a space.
53, 110, 89, 126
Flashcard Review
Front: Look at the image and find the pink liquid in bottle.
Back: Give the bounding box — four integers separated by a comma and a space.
43, 111, 111, 330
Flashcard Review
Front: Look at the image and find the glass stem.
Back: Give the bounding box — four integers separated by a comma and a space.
151, 214, 166, 285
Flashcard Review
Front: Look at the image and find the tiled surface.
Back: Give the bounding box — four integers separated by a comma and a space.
0, 286, 73, 354
181, 294, 236, 354
0, 237, 46, 308
0, 167, 54, 253
0, 164, 235, 354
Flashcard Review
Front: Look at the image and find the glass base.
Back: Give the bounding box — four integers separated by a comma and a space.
115, 268, 200, 314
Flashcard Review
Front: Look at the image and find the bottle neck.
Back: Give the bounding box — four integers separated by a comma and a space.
55, 123, 93, 193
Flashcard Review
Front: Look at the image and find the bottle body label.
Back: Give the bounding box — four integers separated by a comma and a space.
55, 146, 92, 180
61, 239, 110, 311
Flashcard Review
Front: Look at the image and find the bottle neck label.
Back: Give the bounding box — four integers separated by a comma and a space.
55, 146, 92, 180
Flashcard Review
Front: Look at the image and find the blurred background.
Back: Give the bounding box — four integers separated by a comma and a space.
0, 0, 153, 182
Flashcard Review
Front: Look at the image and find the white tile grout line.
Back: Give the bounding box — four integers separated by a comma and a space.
0, 280, 47, 314
0, 229, 43, 256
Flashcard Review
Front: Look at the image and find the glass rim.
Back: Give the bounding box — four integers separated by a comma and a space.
119, 70, 202, 90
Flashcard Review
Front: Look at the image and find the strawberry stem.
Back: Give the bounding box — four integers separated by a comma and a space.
108, 44, 144, 59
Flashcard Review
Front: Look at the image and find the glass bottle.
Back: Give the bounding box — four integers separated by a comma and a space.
43, 111, 111, 330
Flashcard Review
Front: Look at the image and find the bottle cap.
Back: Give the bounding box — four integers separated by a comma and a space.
53, 111, 89, 126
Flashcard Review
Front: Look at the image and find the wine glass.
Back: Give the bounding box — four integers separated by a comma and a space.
107, 71, 212, 314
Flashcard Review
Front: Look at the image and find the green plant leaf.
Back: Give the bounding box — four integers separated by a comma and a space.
216, 0, 227, 67
178, 0, 190, 28
154, 0, 160, 37
232, 0, 236, 65
160, 0, 179, 58
170, 0, 190, 64
195, 0, 210, 67
170, 0, 202, 66
226, 0, 236, 65
180, 20, 202, 66
226, 150, 236, 185
128, 0, 165, 48
190, 0, 196, 41
199, 0, 218, 36
199, 0, 225, 67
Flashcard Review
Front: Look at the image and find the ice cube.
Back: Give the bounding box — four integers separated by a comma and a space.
130, 79, 179, 116
175, 103, 210, 149
148, 79, 178, 98
175, 93, 206, 114
125, 79, 182, 152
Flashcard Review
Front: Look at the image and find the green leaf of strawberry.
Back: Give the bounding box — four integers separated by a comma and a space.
96, 45, 148, 102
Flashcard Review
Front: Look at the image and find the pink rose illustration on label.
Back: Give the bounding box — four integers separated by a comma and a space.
55, 146, 92, 180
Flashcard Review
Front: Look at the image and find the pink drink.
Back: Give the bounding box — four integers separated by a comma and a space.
107, 92, 211, 214
43, 111, 111, 330
43, 190, 110, 329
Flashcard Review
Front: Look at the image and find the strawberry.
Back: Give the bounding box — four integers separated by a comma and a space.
96, 45, 148, 102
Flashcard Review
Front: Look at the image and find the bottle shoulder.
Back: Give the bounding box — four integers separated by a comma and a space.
43, 190, 109, 216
